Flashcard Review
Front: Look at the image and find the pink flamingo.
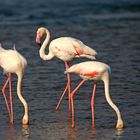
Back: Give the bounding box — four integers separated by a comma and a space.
36, 27, 97, 110
65, 61, 124, 129
0, 45, 28, 125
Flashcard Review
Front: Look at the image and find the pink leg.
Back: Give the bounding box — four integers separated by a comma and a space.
67, 72, 71, 111
56, 83, 68, 110
91, 83, 97, 128
2, 76, 11, 119
9, 73, 14, 124
56, 62, 71, 111
71, 79, 85, 128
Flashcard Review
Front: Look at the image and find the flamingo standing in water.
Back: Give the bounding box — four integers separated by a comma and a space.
36, 27, 97, 110
0, 45, 28, 125
65, 61, 124, 129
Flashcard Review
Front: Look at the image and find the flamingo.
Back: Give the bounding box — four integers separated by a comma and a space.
0, 45, 28, 125
65, 61, 124, 129
36, 27, 97, 110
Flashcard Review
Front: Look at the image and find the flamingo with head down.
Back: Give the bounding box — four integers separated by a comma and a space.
0, 44, 28, 125
65, 61, 124, 129
36, 27, 97, 110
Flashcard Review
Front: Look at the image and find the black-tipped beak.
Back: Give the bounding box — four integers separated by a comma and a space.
37, 42, 41, 47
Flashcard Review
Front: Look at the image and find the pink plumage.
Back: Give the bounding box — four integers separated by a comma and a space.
0, 45, 28, 125
65, 61, 111, 80
65, 61, 123, 129
36, 27, 97, 110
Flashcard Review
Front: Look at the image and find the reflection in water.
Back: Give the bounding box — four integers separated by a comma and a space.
68, 128, 77, 140
4, 125, 30, 140
67, 126, 124, 140
67, 124, 97, 140
95, 128, 125, 140
115, 129, 124, 139
5, 125, 17, 140
91, 128, 96, 138
22, 125, 30, 139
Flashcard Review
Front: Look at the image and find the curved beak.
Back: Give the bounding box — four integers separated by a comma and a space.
37, 42, 41, 46
36, 35, 41, 46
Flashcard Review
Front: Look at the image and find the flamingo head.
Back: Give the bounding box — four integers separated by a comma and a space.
22, 115, 29, 125
36, 27, 46, 46
116, 119, 124, 129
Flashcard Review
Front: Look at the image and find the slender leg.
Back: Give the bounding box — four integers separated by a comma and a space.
9, 73, 14, 124
56, 62, 71, 111
56, 83, 68, 110
65, 62, 71, 111
2, 75, 11, 120
71, 79, 85, 128
91, 83, 97, 128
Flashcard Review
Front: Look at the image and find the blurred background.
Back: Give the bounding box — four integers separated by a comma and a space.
0, 0, 140, 139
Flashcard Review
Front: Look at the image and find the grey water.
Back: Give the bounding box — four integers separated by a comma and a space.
0, 0, 140, 139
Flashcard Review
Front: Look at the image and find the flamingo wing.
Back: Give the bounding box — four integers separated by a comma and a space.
65, 61, 109, 78
50, 37, 97, 60
70, 38, 97, 59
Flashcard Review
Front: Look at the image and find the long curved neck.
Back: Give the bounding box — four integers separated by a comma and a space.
39, 29, 54, 61
103, 72, 123, 122
17, 73, 28, 120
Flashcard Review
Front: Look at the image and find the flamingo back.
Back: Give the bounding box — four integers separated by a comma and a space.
0, 47, 27, 74
65, 61, 111, 80
49, 37, 97, 61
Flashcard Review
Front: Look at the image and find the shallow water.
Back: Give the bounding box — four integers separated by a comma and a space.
0, 0, 140, 139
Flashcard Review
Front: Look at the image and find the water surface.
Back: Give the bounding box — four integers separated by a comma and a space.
0, 0, 140, 139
